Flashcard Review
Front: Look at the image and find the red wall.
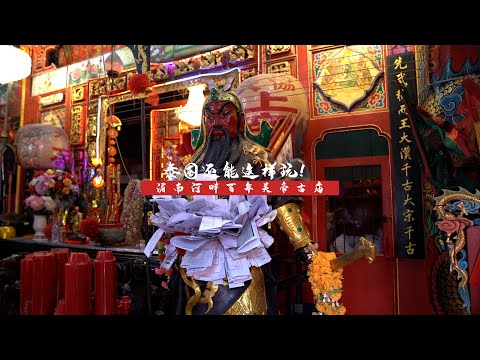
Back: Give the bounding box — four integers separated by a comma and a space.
298, 45, 434, 314
396, 259, 435, 314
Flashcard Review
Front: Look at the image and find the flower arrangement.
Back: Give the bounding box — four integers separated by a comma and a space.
307, 251, 346, 315
25, 169, 80, 215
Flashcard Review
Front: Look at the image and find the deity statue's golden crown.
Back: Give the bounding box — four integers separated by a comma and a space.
205, 85, 243, 112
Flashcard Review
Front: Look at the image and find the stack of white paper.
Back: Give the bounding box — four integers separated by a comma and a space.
149, 195, 278, 287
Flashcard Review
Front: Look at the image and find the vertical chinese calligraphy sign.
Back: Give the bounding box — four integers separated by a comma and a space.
386, 52, 425, 259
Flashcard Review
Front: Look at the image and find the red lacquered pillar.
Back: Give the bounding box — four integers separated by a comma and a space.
64, 252, 92, 315
20, 254, 34, 315
31, 251, 57, 315
50, 248, 70, 303
94, 251, 117, 315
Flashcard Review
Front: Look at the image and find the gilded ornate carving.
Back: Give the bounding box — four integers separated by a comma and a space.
267, 61, 291, 75
240, 68, 256, 81
89, 79, 105, 99
70, 105, 84, 145
229, 45, 254, 63
136, 45, 149, 74
86, 141, 96, 163
154, 68, 240, 93
149, 65, 169, 81
72, 86, 85, 102
173, 58, 195, 76
88, 101, 98, 114
266, 45, 291, 55
111, 75, 127, 92
87, 115, 97, 137
435, 189, 480, 287
200, 51, 223, 69
88, 75, 128, 100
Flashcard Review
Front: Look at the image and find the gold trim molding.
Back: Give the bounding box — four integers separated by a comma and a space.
97, 68, 241, 166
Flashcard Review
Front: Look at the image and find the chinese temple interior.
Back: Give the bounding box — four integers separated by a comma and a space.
1, 44, 480, 316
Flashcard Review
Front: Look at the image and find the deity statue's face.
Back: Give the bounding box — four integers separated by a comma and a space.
203, 101, 239, 140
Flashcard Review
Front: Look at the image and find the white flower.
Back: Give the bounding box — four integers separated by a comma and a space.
42, 196, 57, 211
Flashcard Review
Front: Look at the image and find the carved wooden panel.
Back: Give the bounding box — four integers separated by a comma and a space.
87, 114, 97, 138
266, 45, 291, 56
229, 45, 255, 64
88, 75, 128, 101
267, 61, 291, 75
40, 106, 66, 128
27, 45, 59, 74
70, 105, 86, 145
199, 50, 224, 69
39, 92, 65, 108
240, 66, 257, 82
72, 85, 86, 103
150, 64, 170, 82
173, 58, 195, 77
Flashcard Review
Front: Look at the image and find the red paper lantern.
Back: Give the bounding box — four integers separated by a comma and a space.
128, 73, 152, 95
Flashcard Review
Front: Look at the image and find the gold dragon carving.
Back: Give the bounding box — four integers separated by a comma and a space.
434, 188, 480, 290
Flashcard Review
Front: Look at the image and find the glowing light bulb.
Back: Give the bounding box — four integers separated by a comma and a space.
92, 175, 104, 188
91, 157, 103, 168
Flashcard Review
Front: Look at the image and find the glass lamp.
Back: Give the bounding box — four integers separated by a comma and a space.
0, 46, 32, 84
104, 51, 124, 78
178, 84, 206, 127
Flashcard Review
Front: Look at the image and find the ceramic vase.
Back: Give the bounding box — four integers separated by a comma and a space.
32, 214, 48, 240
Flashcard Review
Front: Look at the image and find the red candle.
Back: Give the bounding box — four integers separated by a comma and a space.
54, 299, 65, 315
31, 251, 57, 315
117, 296, 132, 315
50, 248, 70, 303
94, 251, 118, 315
20, 254, 34, 315
64, 252, 92, 315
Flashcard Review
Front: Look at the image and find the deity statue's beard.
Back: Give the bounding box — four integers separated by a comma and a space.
198, 128, 242, 175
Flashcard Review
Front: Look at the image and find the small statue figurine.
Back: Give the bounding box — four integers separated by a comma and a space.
70, 206, 83, 234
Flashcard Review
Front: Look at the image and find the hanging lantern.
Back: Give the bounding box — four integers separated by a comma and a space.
91, 157, 103, 168
92, 174, 105, 188
14, 124, 70, 170
104, 51, 124, 79
178, 84, 206, 127
105, 116, 121, 166
106, 115, 122, 131
0, 45, 32, 84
